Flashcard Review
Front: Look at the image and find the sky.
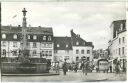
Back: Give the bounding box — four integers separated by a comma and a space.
1, 2, 126, 49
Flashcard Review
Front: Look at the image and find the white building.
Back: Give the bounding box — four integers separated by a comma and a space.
71, 30, 94, 62
53, 30, 94, 66
108, 20, 127, 72
1, 26, 54, 62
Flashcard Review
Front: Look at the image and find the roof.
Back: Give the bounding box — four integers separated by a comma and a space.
1, 26, 22, 33
112, 20, 126, 38
1, 25, 53, 42
1, 26, 53, 35
70, 30, 94, 47
54, 37, 72, 50
27, 27, 53, 35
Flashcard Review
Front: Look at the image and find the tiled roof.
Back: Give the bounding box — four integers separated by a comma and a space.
71, 30, 94, 47
54, 37, 72, 50
112, 20, 126, 38
27, 27, 53, 35
1, 26, 53, 42
1, 26, 53, 35
1, 26, 22, 33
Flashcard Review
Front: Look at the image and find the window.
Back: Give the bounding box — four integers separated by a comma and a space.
123, 37, 125, 43
65, 56, 69, 60
28, 35, 30, 39
43, 36, 46, 40
87, 50, 90, 54
65, 50, 69, 54
26, 42, 30, 47
33, 42, 37, 48
33, 35, 37, 40
2, 41, 6, 47
42, 43, 45, 47
54, 50, 58, 53
48, 36, 51, 41
84, 42, 86, 45
119, 38, 121, 44
12, 50, 17, 56
46, 43, 49, 47
13, 42, 17, 47
13, 34, 17, 39
122, 47, 124, 55
49, 43, 52, 47
120, 23, 123, 30
81, 50, 84, 54
116, 31, 118, 37
46, 51, 48, 56
76, 50, 79, 54
119, 48, 121, 55
76, 42, 79, 45
2, 49, 6, 55
41, 51, 45, 56
66, 44, 68, 47
76, 57, 79, 61
57, 44, 59, 47
2, 34, 6, 39
33, 50, 36, 55
49, 51, 52, 56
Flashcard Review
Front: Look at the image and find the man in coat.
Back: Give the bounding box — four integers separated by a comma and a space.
62, 61, 68, 75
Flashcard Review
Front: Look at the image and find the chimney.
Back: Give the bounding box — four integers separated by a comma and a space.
77, 34, 80, 37
18, 25, 21, 27
71, 29, 73, 32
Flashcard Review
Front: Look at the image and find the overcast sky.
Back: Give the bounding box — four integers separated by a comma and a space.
2, 2, 126, 50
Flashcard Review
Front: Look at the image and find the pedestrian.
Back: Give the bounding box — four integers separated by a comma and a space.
115, 61, 120, 74
62, 62, 68, 75
110, 65, 112, 73
82, 61, 89, 75
96, 66, 99, 73
74, 64, 78, 72
55, 63, 59, 74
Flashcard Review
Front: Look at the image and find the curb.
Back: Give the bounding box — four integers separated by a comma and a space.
2, 73, 60, 76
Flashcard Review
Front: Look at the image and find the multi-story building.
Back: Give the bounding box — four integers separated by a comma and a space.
53, 37, 73, 67
71, 30, 94, 62
108, 20, 126, 72
1, 25, 54, 62
53, 30, 94, 65
93, 49, 109, 60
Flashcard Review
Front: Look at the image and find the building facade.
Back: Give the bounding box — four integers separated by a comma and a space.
1, 25, 54, 61
108, 20, 127, 72
71, 30, 94, 62
53, 30, 94, 65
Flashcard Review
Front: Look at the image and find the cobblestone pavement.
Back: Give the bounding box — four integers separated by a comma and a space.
1, 70, 126, 82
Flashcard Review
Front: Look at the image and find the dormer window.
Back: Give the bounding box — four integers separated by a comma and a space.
33, 35, 37, 40
76, 41, 79, 45
57, 44, 60, 47
13, 34, 17, 39
43, 36, 46, 40
28, 35, 30, 39
116, 31, 118, 37
2, 41, 6, 47
48, 36, 51, 41
120, 23, 123, 30
2, 34, 6, 39
66, 44, 68, 47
